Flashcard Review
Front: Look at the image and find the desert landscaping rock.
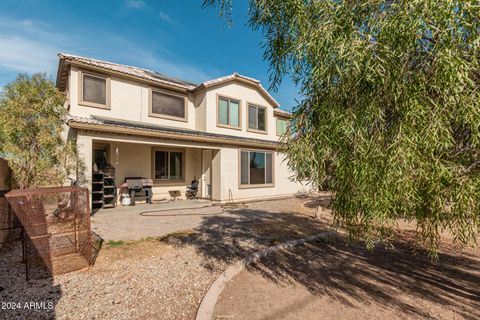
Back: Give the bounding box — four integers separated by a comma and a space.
1, 240, 227, 320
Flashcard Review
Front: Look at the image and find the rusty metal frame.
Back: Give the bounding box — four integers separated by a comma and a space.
5, 186, 93, 280
0, 190, 22, 246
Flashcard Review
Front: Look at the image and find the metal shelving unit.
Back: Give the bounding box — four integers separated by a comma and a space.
92, 166, 116, 209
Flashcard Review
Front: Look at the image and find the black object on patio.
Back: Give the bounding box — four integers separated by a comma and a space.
186, 180, 199, 199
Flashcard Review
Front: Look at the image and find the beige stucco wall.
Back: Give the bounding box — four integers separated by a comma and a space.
75, 130, 306, 204
65, 66, 306, 203
77, 132, 93, 188
194, 90, 207, 132
76, 131, 212, 202
67, 68, 282, 143
68, 67, 196, 130
212, 147, 307, 202
203, 82, 279, 141
110, 142, 202, 200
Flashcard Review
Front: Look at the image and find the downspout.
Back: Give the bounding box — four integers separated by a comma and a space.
140, 87, 143, 122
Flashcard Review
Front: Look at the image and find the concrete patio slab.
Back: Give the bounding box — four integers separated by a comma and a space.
91, 200, 227, 241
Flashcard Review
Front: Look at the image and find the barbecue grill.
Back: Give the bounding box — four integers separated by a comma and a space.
124, 177, 153, 204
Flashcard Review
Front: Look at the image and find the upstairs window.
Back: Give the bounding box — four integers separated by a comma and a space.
240, 150, 274, 186
79, 71, 110, 109
218, 96, 240, 129
248, 104, 267, 132
150, 89, 187, 121
276, 118, 288, 136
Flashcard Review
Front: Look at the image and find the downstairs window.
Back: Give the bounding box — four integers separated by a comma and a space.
240, 150, 273, 186
153, 149, 184, 181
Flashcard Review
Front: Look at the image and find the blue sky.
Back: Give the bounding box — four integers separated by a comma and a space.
0, 0, 299, 110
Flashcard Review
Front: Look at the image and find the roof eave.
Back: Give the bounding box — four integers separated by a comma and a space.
56, 57, 69, 91
194, 75, 280, 108
57, 56, 195, 93
273, 110, 292, 119
67, 120, 280, 149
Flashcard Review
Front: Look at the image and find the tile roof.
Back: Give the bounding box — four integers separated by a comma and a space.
57, 53, 197, 90
201, 72, 260, 87
67, 115, 280, 148
57, 53, 280, 107
195, 73, 280, 107
273, 109, 292, 117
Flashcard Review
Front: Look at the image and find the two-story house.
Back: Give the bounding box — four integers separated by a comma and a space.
56, 53, 303, 205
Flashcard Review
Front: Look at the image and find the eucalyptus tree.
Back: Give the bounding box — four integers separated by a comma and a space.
205, 0, 480, 255
0, 73, 80, 189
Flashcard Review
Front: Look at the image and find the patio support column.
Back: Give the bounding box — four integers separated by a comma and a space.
76, 133, 93, 204
211, 149, 222, 201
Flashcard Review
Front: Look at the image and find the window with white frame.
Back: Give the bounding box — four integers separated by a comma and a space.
240, 150, 273, 186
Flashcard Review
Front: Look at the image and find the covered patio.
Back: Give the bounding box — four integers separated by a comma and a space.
75, 129, 222, 207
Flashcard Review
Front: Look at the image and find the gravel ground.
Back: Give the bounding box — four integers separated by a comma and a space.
1, 240, 227, 320
212, 201, 480, 320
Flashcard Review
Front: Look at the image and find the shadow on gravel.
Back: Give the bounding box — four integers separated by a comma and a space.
166, 197, 480, 320
1, 192, 61, 320
0, 241, 62, 320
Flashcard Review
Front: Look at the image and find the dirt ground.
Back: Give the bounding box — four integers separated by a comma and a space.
214, 243, 480, 319
1, 195, 479, 320
213, 207, 480, 320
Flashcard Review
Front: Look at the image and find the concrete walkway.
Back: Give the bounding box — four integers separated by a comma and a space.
91, 200, 226, 241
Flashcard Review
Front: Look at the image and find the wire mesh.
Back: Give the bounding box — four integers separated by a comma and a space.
0, 190, 22, 246
5, 186, 93, 279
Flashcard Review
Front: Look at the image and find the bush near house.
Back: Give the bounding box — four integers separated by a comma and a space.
0, 73, 81, 189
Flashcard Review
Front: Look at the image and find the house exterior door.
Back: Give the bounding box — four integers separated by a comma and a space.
202, 150, 212, 199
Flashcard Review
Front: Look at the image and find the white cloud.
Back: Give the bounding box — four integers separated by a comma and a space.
124, 0, 146, 9
0, 18, 69, 76
0, 36, 57, 74
103, 35, 216, 83
159, 11, 173, 24
0, 17, 219, 86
